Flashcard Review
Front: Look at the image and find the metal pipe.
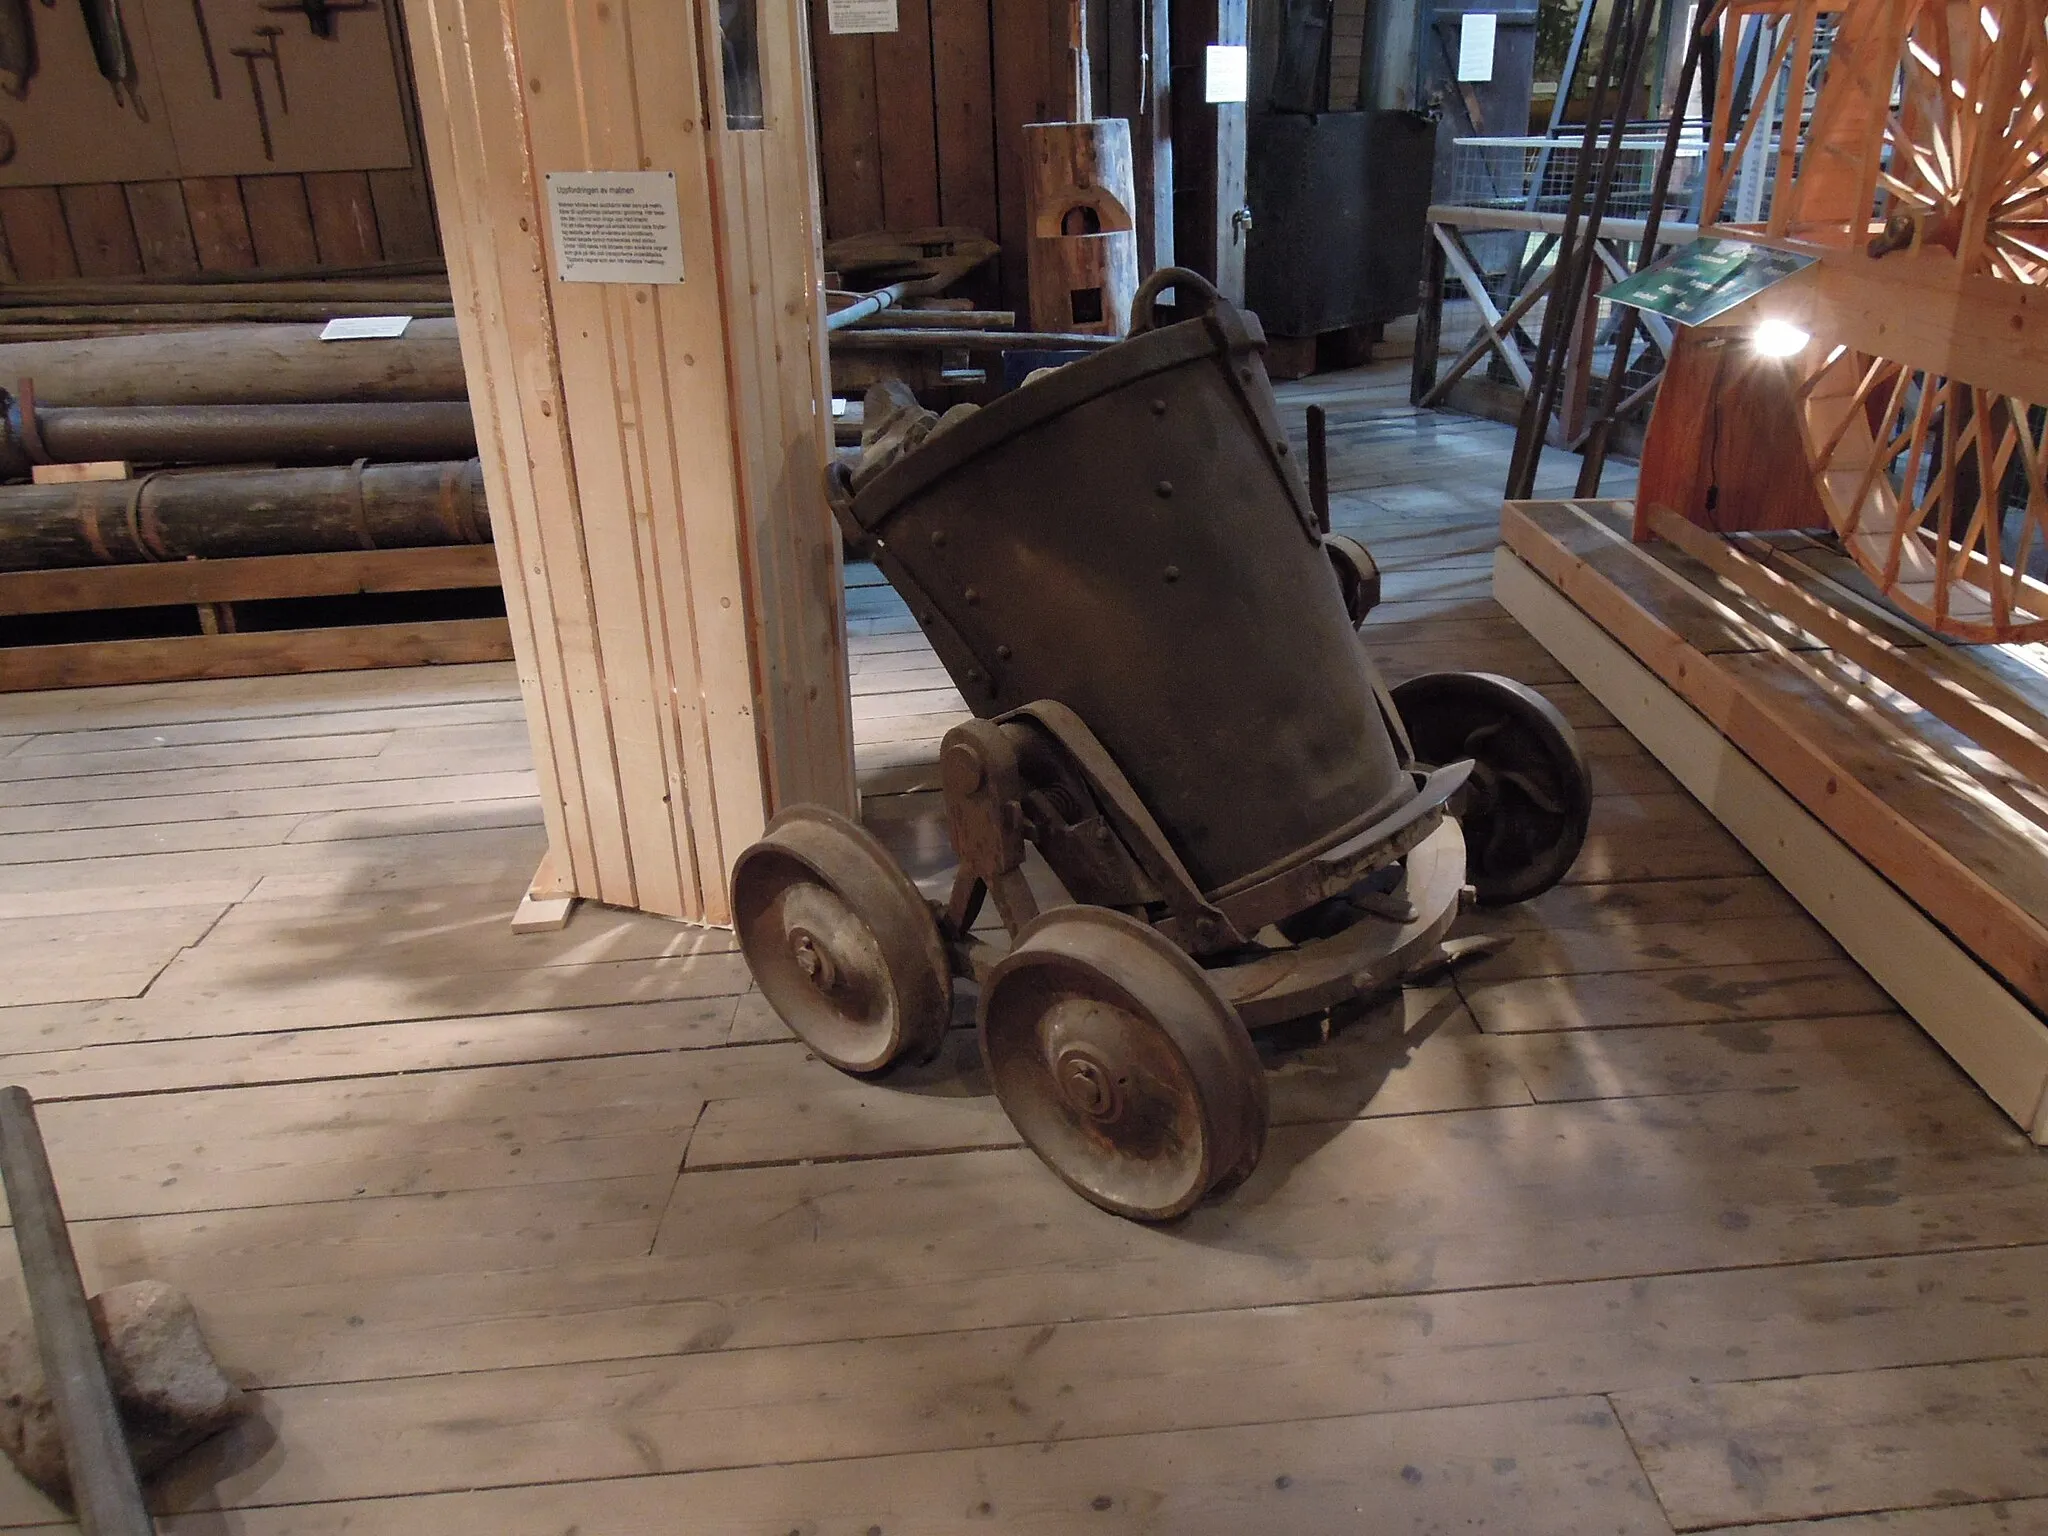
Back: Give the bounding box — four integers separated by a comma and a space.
824, 280, 921, 332
1, 400, 476, 479
0, 1087, 155, 1536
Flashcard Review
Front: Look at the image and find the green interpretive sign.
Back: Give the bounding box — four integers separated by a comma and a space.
1602, 238, 1818, 325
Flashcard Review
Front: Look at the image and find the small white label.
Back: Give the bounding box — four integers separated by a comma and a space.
1204, 44, 1249, 103
320, 315, 413, 340
545, 171, 686, 285
1457, 12, 1497, 82
828, 0, 897, 33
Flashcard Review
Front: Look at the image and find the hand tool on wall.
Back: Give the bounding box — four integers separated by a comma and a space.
190, 0, 220, 96
0, 0, 36, 100
230, 40, 274, 159
79, 0, 140, 108
257, 0, 373, 40
253, 22, 285, 109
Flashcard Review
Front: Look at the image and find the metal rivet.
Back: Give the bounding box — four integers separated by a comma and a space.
966, 667, 983, 682
996, 644, 1012, 660
1163, 565, 1180, 582
1239, 366, 1253, 382
1275, 440, 1290, 455
930, 529, 948, 547
1155, 480, 1173, 497
1150, 398, 1167, 415
918, 611, 933, 625
964, 587, 981, 606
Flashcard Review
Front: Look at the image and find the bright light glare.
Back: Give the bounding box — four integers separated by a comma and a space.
1981, 5, 2000, 40
1752, 318, 1811, 357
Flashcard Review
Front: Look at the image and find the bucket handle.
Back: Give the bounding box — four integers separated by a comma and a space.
1130, 267, 1222, 335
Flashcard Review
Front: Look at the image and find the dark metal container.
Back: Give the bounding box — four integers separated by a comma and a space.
1244, 109, 1438, 337
843, 281, 1414, 896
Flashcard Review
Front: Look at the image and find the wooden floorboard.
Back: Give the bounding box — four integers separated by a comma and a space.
0, 355, 2032, 1531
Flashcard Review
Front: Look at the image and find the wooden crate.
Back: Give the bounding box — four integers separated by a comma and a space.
0, 545, 510, 692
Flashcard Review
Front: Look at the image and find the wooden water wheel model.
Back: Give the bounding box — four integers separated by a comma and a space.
1694, 0, 2048, 642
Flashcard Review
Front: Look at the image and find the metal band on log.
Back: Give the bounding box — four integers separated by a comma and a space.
0, 320, 471, 408
0, 460, 491, 572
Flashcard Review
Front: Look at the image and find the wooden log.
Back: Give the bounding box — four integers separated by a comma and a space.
0, 460, 490, 572
1023, 117, 1139, 335
0, 320, 471, 407
837, 308, 1018, 330
0, 279, 452, 306
0, 303, 458, 326
0, 403, 477, 479
828, 326, 1117, 349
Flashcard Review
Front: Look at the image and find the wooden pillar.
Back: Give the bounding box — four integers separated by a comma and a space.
403, 0, 856, 928
1169, 0, 1248, 301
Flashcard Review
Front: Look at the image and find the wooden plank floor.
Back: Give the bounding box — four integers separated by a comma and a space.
2, 359, 2046, 1534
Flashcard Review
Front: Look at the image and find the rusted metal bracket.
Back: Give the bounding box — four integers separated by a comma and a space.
938, 719, 1041, 933
1000, 700, 1244, 955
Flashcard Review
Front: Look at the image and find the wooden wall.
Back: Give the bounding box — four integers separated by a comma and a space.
811, 0, 1161, 315
0, 171, 441, 281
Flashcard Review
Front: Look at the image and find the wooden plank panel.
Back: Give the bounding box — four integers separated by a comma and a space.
1462, 959, 1894, 1033
0, 904, 230, 1007
990, 0, 1060, 316
141, 1237, 2048, 1450
931, 0, 1001, 248
710, 0, 856, 814
56, 184, 144, 277
239, 175, 323, 269
304, 171, 387, 267
8, 698, 518, 757
512, 0, 700, 918
0, 546, 501, 618
0, 619, 514, 693
643, 1084, 2048, 1350
0, 187, 79, 280
153, 1389, 1664, 1525
367, 168, 442, 261
0, 769, 536, 834
181, 177, 259, 270
872, 0, 943, 228
1617, 1358, 2048, 1529
404, 0, 624, 897
810, 14, 884, 237
122, 181, 203, 275
1497, 1014, 1924, 1103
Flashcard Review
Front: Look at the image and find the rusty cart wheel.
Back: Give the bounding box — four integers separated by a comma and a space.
1390, 671, 1590, 906
980, 907, 1267, 1221
730, 805, 952, 1075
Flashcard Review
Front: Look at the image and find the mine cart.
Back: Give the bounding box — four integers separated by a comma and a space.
731, 270, 1591, 1221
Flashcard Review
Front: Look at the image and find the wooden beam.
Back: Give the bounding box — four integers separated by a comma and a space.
0, 618, 515, 693
1170, 0, 1248, 301
0, 546, 502, 618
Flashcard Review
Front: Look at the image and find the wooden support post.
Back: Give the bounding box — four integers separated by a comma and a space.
406, 0, 856, 929
1169, 0, 1248, 302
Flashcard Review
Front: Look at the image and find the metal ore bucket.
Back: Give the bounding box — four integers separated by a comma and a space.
840, 270, 1414, 896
